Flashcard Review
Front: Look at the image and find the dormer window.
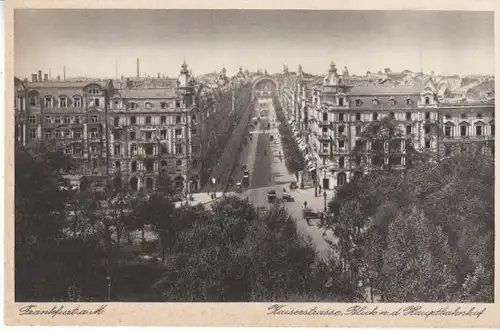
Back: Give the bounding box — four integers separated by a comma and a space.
146, 102, 153, 109
130, 102, 138, 110
355, 99, 362, 107
406, 98, 413, 106
389, 98, 396, 107
425, 96, 430, 105
338, 97, 344, 106
161, 102, 168, 109
88, 87, 100, 95
372, 98, 379, 106
114, 100, 120, 108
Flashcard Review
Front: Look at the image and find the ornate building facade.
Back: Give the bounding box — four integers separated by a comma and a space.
280, 62, 495, 192
15, 63, 250, 194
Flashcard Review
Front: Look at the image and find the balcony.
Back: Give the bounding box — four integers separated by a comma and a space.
318, 134, 331, 142
319, 149, 330, 156
318, 120, 330, 126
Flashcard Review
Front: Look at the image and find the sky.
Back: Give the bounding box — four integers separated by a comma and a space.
14, 9, 494, 79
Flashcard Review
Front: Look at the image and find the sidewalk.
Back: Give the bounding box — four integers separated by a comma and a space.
174, 191, 226, 208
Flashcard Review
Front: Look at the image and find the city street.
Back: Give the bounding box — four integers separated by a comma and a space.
228, 103, 336, 257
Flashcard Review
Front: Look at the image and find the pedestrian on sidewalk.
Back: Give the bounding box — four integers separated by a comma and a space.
304, 201, 308, 209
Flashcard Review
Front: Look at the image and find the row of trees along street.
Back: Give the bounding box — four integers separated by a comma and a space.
15, 113, 493, 302
274, 101, 306, 175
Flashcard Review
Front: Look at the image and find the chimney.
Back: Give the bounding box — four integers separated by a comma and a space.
136, 58, 140, 78
31, 74, 38, 82
44, 73, 48, 81
63, 66, 66, 81
57, 75, 61, 81
38, 70, 42, 82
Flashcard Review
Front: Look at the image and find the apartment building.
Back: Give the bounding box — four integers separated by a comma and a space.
279, 62, 495, 191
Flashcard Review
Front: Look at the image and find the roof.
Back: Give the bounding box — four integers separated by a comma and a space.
347, 82, 424, 96
27, 80, 109, 89
117, 88, 176, 99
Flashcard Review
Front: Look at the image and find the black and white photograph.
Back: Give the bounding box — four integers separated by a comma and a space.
9, 4, 496, 322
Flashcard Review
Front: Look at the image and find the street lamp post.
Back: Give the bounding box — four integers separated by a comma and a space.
106, 276, 111, 302
323, 190, 327, 213
314, 159, 318, 197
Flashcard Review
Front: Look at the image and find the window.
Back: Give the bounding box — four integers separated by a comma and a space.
175, 144, 183, 154
115, 161, 121, 169
74, 116, 80, 124
74, 96, 82, 108
338, 140, 345, 149
176, 160, 182, 168
424, 139, 431, 149
161, 144, 168, 154
476, 125, 483, 136
161, 160, 167, 168
74, 144, 82, 155
44, 131, 52, 139
114, 145, 121, 156
160, 130, 167, 139
323, 112, 328, 121
114, 117, 120, 126
114, 100, 120, 108
131, 161, 137, 172
477, 113, 483, 119
55, 116, 61, 124
91, 116, 98, 123
338, 97, 344, 106
355, 99, 362, 107
424, 125, 430, 135
29, 96, 37, 106
145, 145, 154, 156
44, 96, 53, 108
63, 116, 70, 124
445, 114, 451, 119
425, 112, 431, 120
130, 144, 137, 155
130, 116, 136, 125
91, 145, 98, 153
406, 112, 411, 121
191, 128, 197, 135
192, 145, 200, 153
355, 126, 361, 136
29, 129, 36, 138
59, 97, 67, 108
356, 113, 361, 121
355, 155, 361, 166
192, 159, 198, 169
145, 132, 152, 140
460, 125, 467, 137
130, 131, 136, 140
91, 158, 98, 169
491, 124, 495, 136
161, 102, 168, 109
91, 98, 100, 107
338, 125, 345, 134
146, 116, 152, 124
390, 112, 395, 119
89, 128, 99, 138
176, 115, 182, 124
338, 113, 344, 122
445, 145, 452, 156
175, 101, 181, 108
55, 130, 62, 138
191, 114, 197, 122
45, 116, 52, 124
461, 113, 467, 119
406, 125, 412, 135
88, 87, 100, 95
425, 96, 430, 105
373, 99, 379, 106
161, 116, 167, 124
339, 157, 345, 168
146, 102, 152, 109
389, 99, 396, 107
65, 146, 73, 154
63, 129, 70, 138
406, 98, 412, 106
27, 116, 36, 124
445, 126, 452, 137
74, 130, 82, 139
373, 112, 378, 121
130, 102, 138, 110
